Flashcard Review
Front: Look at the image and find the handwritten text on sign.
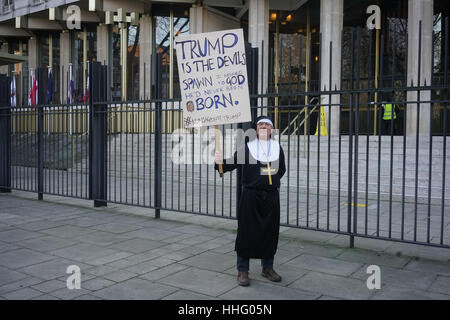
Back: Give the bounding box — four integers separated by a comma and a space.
175, 29, 251, 128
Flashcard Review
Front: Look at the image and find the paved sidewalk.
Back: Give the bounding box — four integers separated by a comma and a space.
0, 192, 449, 300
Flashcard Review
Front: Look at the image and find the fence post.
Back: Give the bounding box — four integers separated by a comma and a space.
347, 29, 356, 248
89, 61, 108, 207
154, 53, 163, 218
236, 45, 259, 217
0, 75, 11, 193
37, 67, 45, 200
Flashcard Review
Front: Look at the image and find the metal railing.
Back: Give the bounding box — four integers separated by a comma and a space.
1, 22, 450, 250
280, 97, 319, 136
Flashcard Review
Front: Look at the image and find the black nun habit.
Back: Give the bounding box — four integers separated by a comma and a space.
215, 116, 286, 259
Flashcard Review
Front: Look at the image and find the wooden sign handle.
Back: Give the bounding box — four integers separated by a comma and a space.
215, 125, 223, 178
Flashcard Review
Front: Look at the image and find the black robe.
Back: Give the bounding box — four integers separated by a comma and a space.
215, 141, 286, 259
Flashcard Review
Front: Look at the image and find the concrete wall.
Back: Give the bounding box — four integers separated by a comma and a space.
203, 8, 240, 32
190, 5, 240, 34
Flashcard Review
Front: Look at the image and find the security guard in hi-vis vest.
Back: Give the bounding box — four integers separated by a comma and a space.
382, 102, 397, 135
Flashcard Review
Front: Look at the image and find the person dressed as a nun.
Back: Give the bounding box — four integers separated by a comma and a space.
215, 115, 286, 286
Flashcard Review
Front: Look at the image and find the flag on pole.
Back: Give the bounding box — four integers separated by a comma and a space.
28, 87, 32, 106
46, 68, 53, 104
10, 73, 16, 107
31, 69, 38, 105
28, 71, 32, 106
83, 63, 90, 103
68, 64, 74, 104
35, 73, 38, 105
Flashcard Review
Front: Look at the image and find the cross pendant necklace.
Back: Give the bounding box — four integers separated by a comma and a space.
258, 140, 274, 185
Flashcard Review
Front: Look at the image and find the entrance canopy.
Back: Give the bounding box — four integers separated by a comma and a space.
0, 52, 27, 66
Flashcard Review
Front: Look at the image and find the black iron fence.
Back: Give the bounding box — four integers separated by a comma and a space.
1, 23, 450, 249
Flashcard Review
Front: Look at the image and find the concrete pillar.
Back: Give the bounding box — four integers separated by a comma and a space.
248, 0, 269, 99
27, 37, 38, 103
320, 0, 343, 136
406, 0, 433, 136
28, 37, 38, 70
189, 5, 204, 34
0, 42, 8, 74
60, 31, 71, 103
139, 14, 152, 99
97, 24, 110, 65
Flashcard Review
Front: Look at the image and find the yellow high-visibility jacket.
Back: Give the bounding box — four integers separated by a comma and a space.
382, 103, 397, 120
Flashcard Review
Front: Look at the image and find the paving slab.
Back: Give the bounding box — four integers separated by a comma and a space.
31, 280, 67, 294
0, 229, 42, 243
84, 252, 133, 266
336, 249, 412, 268
223, 263, 310, 287
428, 276, 450, 295
50, 287, 92, 300
91, 278, 177, 300
74, 294, 103, 300
162, 290, 219, 300
1, 193, 450, 300
0, 242, 20, 254
81, 277, 116, 291
280, 240, 345, 258
219, 280, 320, 300
15, 236, 77, 252
40, 225, 96, 239
350, 264, 437, 291
0, 249, 56, 269
0, 277, 44, 296
404, 259, 450, 276
18, 258, 91, 281
1, 287, 44, 300
0, 266, 27, 286
288, 272, 374, 300
90, 223, 144, 234
102, 270, 139, 283
138, 264, 191, 282
157, 267, 238, 297
285, 254, 363, 277
75, 231, 132, 247
85, 265, 120, 277
122, 228, 180, 241
61, 217, 109, 228
31, 294, 61, 300
14, 220, 67, 232
107, 238, 165, 254
49, 243, 119, 263
371, 285, 450, 300
180, 252, 236, 273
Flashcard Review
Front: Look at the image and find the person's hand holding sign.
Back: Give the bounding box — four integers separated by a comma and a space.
214, 150, 223, 164
215, 147, 223, 177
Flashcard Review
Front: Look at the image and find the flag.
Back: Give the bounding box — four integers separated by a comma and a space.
10, 74, 16, 107
67, 64, 74, 104
46, 68, 53, 104
28, 86, 32, 106
35, 75, 38, 105
83, 65, 89, 103
31, 70, 38, 106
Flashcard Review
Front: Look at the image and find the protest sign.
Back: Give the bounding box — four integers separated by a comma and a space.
175, 28, 252, 128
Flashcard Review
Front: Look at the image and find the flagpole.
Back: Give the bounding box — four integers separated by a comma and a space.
47, 66, 51, 136
69, 63, 73, 136
11, 71, 15, 134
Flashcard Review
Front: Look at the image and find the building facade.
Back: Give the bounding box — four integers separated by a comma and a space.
0, 0, 449, 135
